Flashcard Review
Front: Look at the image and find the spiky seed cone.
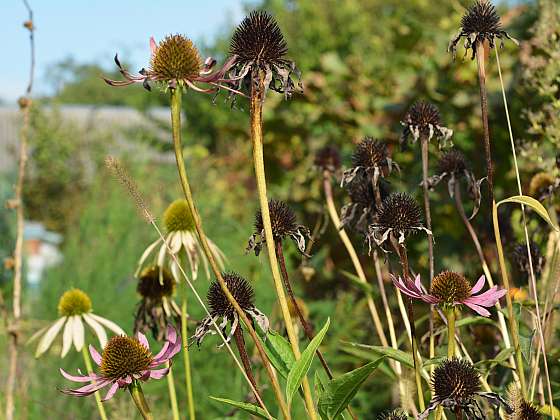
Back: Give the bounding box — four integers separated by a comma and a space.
149, 34, 202, 82
254, 199, 298, 240
347, 176, 376, 208
511, 242, 544, 275
351, 138, 388, 169
508, 385, 541, 420
163, 199, 196, 232
461, 1, 502, 36
137, 266, 175, 300
315, 146, 341, 171
377, 192, 422, 231
403, 101, 442, 130
430, 271, 472, 304
58, 288, 92, 316
230, 11, 288, 65
100, 336, 153, 379
207, 272, 255, 319
432, 358, 481, 402
378, 409, 408, 420
438, 149, 468, 175
528, 172, 555, 198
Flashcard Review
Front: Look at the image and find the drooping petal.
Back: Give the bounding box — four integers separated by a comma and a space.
59, 368, 94, 383
135, 238, 161, 276
35, 317, 66, 357
88, 313, 125, 336
89, 345, 102, 366
137, 331, 150, 351
468, 286, 507, 306
82, 313, 108, 349
463, 302, 491, 317
61, 378, 112, 396
471, 275, 486, 294
101, 382, 119, 402
149, 367, 170, 379
72, 315, 85, 352
61, 316, 74, 357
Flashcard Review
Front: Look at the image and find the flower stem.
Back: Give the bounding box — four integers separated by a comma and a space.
169, 87, 288, 419
233, 326, 262, 403
129, 381, 153, 420
446, 308, 455, 358
250, 74, 316, 419
165, 361, 180, 420
181, 298, 196, 420
81, 345, 108, 420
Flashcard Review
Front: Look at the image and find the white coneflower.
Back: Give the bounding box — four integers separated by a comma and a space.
137, 198, 226, 282
30, 288, 125, 358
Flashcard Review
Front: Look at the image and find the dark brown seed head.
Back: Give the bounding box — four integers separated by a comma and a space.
207, 272, 255, 319
254, 200, 298, 240
351, 138, 389, 170
402, 101, 442, 130
461, 1, 502, 36
511, 242, 544, 275
430, 271, 472, 304
230, 11, 288, 66
315, 146, 341, 172
432, 358, 481, 402
100, 336, 153, 379
377, 193, 423, 231
378, 409, 408, 420
149, 34, 202, 82
437, 149, 468, 175
137, 266, 175, 300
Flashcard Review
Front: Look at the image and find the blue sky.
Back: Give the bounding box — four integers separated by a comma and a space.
1, 0, 246, 102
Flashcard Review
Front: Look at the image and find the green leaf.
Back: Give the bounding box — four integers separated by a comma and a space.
540, 404, 560, 418
318, 358, 385, 420
423, 356, 447, 368
497, 195, 559, 231
473, 347, 515, 369
261, 330, 295, 379
339, 345, 396, 380
209, 396, 275, 419
286, 317, 330, 405
340, 342, 413, 368
519, 330, 536, 363
340, 270, 374, 295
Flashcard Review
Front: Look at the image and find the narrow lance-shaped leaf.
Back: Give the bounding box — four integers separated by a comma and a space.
286, 317, 331, 405
497, 195, 559, 231
209, 396, 276, 420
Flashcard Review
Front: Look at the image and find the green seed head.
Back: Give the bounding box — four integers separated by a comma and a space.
58, 288, 92, 316
163, 199, 195, 232
149, 34, 202, 82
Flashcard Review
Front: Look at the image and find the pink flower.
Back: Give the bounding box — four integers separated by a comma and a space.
60, 325, 181, 401
392, 272, 507, 317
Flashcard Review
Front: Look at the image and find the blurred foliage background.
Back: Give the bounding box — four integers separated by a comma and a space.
1, 0, 559, 418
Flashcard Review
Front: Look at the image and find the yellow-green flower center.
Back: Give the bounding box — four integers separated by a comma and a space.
100, 336, 153, 379
163, 199, 195, 232
137, 266, 175, 299
58, 288, 92, 316
430, 271, 472, 304
149, 34, 202, 82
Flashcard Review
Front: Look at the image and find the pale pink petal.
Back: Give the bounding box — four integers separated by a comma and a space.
101, 382, 119, 401
420, 295, 440, 304
89, 345, 102, 366
137, 332, 150, 351
149, 367, 170, 379
62, 378, 111, 396
471, 275, 486, 294
464, 302, 491, 317
59, 368, 94, 383
414, 274, 423, 291
468, 287, 507, 306
149, 37, 157, 55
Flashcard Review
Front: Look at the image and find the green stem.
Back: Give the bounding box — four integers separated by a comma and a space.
181, 298, 196, 420
165, 361, 180, 420
169, 87, 285, 420
129, 381, 153, 420
81, 345, 108, 420
250, 73, 316, 419
446, 308, 455, 358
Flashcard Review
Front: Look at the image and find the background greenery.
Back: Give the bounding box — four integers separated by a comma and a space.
1, 0, 559, 418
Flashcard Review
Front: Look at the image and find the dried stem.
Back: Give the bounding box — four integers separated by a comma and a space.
250, 73, 316, 418
6, 3, 35, 419
181, 298, 196, 420
494, 46, 554, 415
169, 88, 285, 419
233, 326, 262, 403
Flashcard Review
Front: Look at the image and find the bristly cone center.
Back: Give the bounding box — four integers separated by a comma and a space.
137, 266, 175, 300
430, 271, 472, 304
58, 288, 92, 316
432, 358, 481, 402
100, 336, 153, 379
207, 272, 255, 319
149, 34, 202, 82
164, 199, 195, 232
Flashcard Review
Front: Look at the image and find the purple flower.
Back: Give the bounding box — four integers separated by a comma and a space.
392, 272, 507, 317
60, 325, 181, 401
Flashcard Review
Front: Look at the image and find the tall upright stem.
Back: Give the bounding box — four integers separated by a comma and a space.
169, 87, 288, 419
249, 75, 316, 419
165, 361, 180, 420
81, 345, 108, 420
181, 298, 196, 420
129, 381, 154, 420
475, 41, 494, 202
446, 308, 455, 359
